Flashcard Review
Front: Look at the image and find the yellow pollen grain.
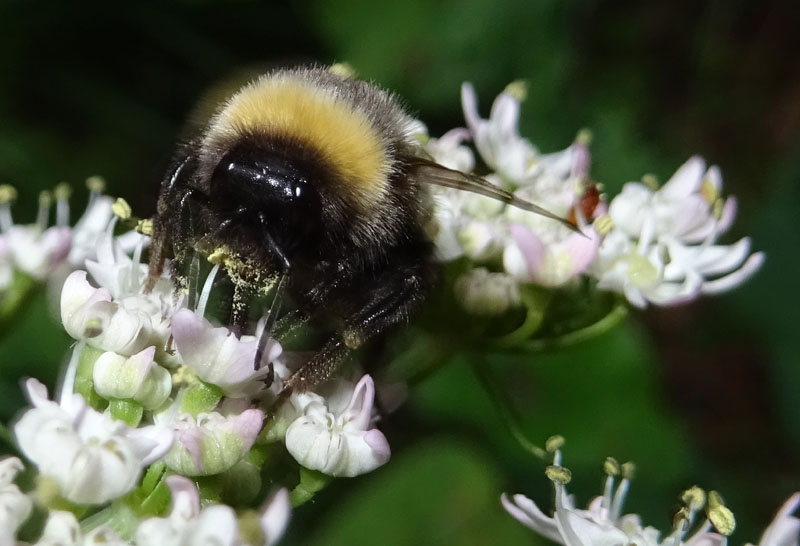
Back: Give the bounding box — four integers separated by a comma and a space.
217, 77, 389, 206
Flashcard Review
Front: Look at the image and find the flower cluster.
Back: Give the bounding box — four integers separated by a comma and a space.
502, 439, 799, 546
4, 203, 391, 543
421, 82, 763, 317
0, 178, 129, 294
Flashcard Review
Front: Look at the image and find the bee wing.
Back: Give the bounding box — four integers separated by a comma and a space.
407, 158, 580, 232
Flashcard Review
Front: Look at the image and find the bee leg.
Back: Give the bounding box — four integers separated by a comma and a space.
279, 265, 432, 397
147, 151, 197, 292
280, 337, 349, 395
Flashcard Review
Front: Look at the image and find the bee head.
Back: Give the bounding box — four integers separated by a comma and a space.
210, 145, 323, 256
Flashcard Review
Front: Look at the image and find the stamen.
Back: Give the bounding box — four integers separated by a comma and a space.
610, 476, 629, 521
195, 263, 220, 318
54, 183, 71, 227
602, 457, 619, 513
59, 341, 86, 411
545, 435, 565, 453
36, 190, 52, 231
576, 128, 592, 146
85, 176, 105, 208
707, 491, 736, 536
98, 217, 118, 265
129, 237, 145, 293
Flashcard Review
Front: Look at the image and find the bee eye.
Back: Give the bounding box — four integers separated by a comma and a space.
211, 150, 322, 254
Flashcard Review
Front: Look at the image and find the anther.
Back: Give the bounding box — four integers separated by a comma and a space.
505, 80, 528, 102
642, 174, 659, 191
707, 491, 736, 536
86, 176, 106, 194
603, 457, 620, 476
545, 465, 571, 485
681, 486, 706, 511
545, 435, 565, 453
0, 185, 18, 204
593, 214, 614, 236
112, 198, 132, 220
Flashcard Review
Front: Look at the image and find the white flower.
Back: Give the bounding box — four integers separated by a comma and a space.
503, 223, 601, 287
14, 378, 173, 504
755, 493, 800, 546
284, 374, 390, 477
61, 270, 155, 356
462, 82, 538, 183
136, 476, 290, 546
0, 457, 32, 544
160, 408, 264, 476
425, 128, 476, 172
594, 157, 764, 307
4, 224, 71, 280
170, 308, 285, 397
503, 448, 734, 546
92, 347, 172, 410
454, 268, 521, 315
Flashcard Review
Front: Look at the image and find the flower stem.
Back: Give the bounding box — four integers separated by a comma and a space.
470, 356, 546, 460
0, 273, 36, 340
515, 303, 628, 352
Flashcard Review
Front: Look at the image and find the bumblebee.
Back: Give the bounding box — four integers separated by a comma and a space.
148, 65, 568, 394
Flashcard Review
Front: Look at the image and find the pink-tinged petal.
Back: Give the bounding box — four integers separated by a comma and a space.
701, 252, 765, 295
164, 475, 201, 521
759, 492, 800, 546
509, 223, 545, 278
661, 156, 705, 199
363, 429, 391, 460
44, 226, 72, 269
221, 408, 264, 447
501, 493, 563, 543
262, 488, 292, 546
346, 375, 376, 431
172, 308, 278, 393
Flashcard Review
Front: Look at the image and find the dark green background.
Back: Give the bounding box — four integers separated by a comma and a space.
0, 1, 798, 544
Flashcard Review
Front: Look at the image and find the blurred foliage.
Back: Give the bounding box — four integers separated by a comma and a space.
0, 0, 798, 544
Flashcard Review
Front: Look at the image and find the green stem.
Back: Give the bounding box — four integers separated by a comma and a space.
470, 356, 546, 460
489, 286, 551, 348
516, 303, 628, 353
0, 273, 37, 340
